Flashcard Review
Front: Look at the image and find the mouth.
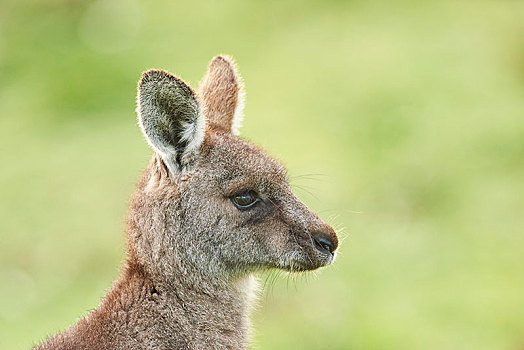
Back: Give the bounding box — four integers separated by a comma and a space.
275, 231, 338, 272
278, 249, 335, 272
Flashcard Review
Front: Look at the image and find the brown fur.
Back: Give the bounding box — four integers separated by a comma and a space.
199, 55, 242, 133
34, 55, 338, 349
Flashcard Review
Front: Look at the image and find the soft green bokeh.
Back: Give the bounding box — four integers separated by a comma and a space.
1, 1, 523, 349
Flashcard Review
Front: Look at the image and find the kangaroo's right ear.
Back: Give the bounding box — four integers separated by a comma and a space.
137, 69, 205, 173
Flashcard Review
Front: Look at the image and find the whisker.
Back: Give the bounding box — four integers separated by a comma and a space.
288, 173, 328, 181
317, 208, 363, 215
290, 184, 321, 202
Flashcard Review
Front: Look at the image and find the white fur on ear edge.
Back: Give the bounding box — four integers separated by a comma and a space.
231, 65, 245, 136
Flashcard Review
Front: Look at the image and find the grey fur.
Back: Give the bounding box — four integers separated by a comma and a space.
34, 55, 338, 350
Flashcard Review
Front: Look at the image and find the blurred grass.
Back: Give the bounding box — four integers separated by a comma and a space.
1, 0, 524, 349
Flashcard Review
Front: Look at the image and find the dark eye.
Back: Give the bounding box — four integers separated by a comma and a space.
231, 191, 260, 210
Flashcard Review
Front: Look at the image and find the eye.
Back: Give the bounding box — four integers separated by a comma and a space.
231, 191, 260, 210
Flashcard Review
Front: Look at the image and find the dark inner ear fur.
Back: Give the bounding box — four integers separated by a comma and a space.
199, 55, 242, 134
138, 69, 203, 170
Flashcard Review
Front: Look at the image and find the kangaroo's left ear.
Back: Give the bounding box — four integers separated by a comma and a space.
137, 69, 205, 173
198, 55, 245, 135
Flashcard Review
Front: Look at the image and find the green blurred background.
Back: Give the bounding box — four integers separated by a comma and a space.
1, 0, 523, 349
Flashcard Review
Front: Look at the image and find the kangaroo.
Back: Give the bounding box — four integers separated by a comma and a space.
35, 55, 338, 350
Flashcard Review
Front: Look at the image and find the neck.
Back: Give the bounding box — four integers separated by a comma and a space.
109, 257, 257, 348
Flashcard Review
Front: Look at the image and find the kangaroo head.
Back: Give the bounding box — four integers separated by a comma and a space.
128, 55, 338, 284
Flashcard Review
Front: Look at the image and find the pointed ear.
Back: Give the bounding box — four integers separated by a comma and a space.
137, 69, 205, 173
198, 55, 245, 135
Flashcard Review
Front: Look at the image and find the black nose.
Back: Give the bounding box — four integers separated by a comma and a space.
312, 232, 336, 255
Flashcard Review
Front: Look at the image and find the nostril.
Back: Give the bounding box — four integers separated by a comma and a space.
312, 232, 336, 255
